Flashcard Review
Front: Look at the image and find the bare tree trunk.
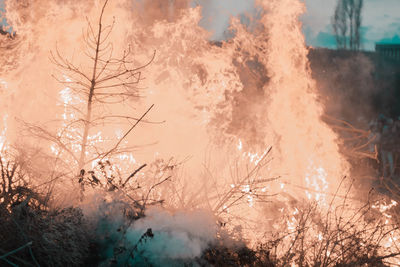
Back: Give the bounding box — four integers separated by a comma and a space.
332, 0, 363, 51
333, 0, 347, 49
78, 1, 106, 172
348, 0, 354, 50
354, 0, 363, 50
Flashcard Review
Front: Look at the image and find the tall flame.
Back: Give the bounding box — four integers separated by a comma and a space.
256, 0, 348, 202
0, 0, 369, 241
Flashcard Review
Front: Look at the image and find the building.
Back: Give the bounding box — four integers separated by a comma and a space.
375, 44, 400, 61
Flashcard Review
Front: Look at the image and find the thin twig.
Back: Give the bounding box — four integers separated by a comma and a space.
100, 104, 154, 161
122, 164, 147, 188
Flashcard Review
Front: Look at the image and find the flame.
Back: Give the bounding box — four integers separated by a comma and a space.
1, 1, 400, 263
2, 0, 348, 201
0, 114, 8, 151
257, 0, 347, 199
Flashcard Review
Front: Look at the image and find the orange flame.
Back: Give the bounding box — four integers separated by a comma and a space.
1, 2, 400, 260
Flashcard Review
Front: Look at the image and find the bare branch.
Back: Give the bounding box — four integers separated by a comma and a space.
100, 104, 154, 161
122, 163, 147, 188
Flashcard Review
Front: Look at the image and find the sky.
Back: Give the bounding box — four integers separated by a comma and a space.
0, 0, 399, 51
301, 0, 400, 50
198, 0, 400, 51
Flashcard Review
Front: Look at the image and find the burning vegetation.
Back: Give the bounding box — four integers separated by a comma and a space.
1, 0, 400, 266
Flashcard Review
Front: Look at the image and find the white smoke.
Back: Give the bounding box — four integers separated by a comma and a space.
129, 208, 216, 260
89, 197, 217, 266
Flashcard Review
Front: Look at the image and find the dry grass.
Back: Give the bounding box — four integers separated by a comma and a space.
262, 189, 400, 266
2, 151, 400, 266
0, 151, 92, 266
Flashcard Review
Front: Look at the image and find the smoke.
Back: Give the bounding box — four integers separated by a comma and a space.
310, 50, 376, 120
0, 0, 353, 246
129, 208, 216, 260
87, 198, 217, 266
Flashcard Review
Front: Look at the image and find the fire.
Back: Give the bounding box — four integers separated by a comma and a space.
1, 0, 354, 231
258, 0, 347, 198
304, 163, 329, 202
0, 115, 7, 151
1, 0, 400, 265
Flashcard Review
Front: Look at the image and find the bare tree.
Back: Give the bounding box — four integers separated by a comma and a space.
353, 0, 363, 50
332, 0, 363, 50
333, 0, 348, 49
25, 0, 156, 178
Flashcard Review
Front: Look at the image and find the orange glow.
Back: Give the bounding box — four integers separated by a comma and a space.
0, 115, 7, 151
0, 0, 354, 225
0, 0, 399, 263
